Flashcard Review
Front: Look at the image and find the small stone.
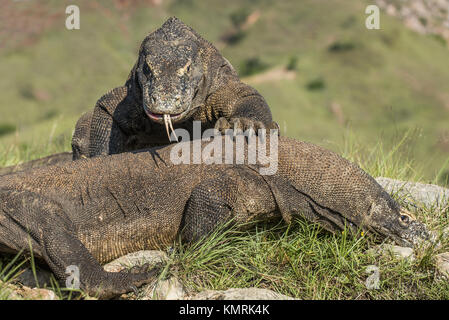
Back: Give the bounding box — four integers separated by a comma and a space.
367, 244, 415, 261
103, 250, 168, 273
0, 282, 23, 300
188, 288, 295, 300
141, 277, 186, 300
20, 287, 58, 300
435, 252, 449, 279
1, 279, 58, 300
388, 245, 415, 261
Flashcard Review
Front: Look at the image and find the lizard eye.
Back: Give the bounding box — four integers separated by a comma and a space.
399, 214, 410, 227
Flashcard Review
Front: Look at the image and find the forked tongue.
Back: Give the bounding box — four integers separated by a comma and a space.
163, 114, 178, 142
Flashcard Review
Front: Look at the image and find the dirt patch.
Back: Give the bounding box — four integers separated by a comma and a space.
0, 0, 162, 52
0, 1, 63, 52
243, 66, 296, 85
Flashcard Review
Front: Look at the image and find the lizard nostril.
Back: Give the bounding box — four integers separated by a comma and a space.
151, 95, 156, 103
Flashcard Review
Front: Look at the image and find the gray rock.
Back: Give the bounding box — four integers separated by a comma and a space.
386, 245, 415, 261
19, 287, 58, 300
435, 252, 449, 279
0, 281, 58, 300
0, 282, 23, 300
188, 288, 295, 300
376, 177, 449, 209
366, 244, 415, 261
103, 250, 168, 273
140, 277, 186, 300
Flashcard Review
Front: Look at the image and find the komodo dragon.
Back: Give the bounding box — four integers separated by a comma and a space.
0, 16, 276, 175
0, 136, 432, 298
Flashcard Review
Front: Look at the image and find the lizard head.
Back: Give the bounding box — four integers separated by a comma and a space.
134, 17, 207, 139
361, 193, 434, 248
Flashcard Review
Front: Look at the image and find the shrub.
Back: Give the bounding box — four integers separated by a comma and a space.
286, 56, 298, 71
306, 78, 326, 91
328, 41, 356, 53
0, 123, 16, 137
230, 8, 251, 29
239, 57, 269, 77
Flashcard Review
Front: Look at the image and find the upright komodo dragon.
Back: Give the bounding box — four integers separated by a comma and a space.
0, 136, 432, 298
0, 16, 277, 175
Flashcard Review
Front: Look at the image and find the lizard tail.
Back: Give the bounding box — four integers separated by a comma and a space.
0, 152, 73, 176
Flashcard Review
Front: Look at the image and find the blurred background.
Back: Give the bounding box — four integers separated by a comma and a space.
0, 0, 448, 184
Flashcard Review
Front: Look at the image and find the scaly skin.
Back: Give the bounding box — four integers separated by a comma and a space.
0, 136, 432, 298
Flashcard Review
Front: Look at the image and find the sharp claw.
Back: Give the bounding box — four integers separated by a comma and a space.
130, 285, 139, 295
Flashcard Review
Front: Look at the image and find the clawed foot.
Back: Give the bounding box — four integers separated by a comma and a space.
215, 117, 279, 136
126, 261, 164, 275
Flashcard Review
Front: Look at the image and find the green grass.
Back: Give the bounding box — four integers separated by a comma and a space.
171, 219, 449, 300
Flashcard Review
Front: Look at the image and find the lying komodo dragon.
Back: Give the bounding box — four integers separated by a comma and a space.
0, 136, 432, 298
0, 16, 277, 175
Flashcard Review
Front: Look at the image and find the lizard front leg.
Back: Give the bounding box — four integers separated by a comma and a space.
87, 99, 127, 158
73, 86, 135, 159
205, 81, 279, 135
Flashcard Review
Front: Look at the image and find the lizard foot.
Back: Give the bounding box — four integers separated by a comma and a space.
127, 261, 165, 275
215, 117, 279, 136
87, 265, 162, 299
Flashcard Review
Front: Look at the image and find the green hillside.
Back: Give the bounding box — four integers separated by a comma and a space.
0, 0, 448, 184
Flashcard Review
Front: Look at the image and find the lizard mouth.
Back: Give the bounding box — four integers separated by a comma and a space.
144, 107, 189, 142
145, 111, 184, 122
143, 102, 190, 124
